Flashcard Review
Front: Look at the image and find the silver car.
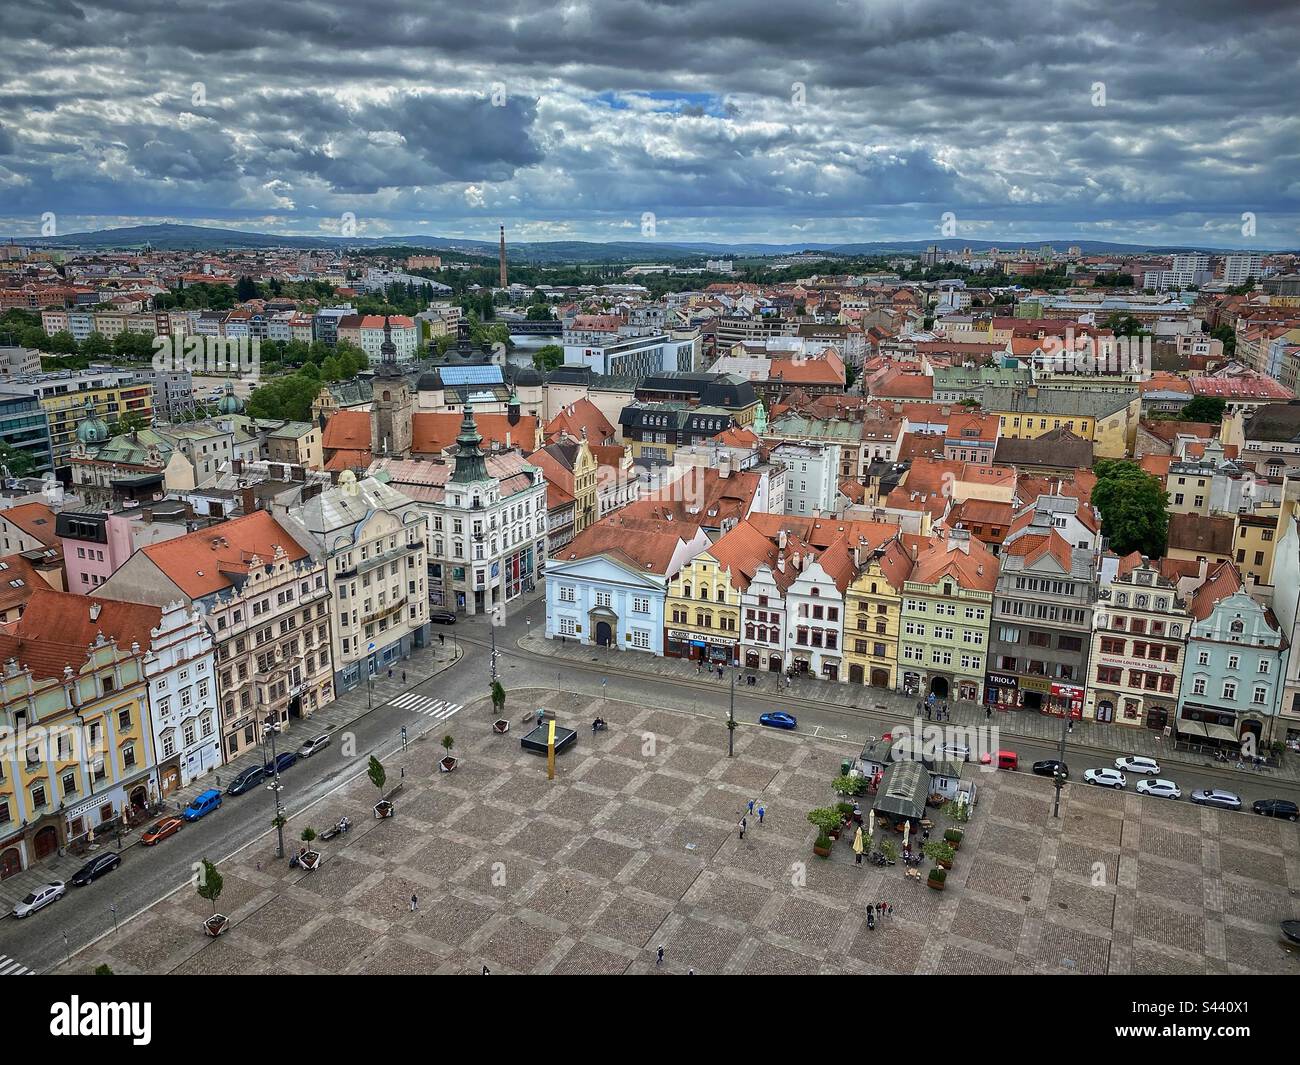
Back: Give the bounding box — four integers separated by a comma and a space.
297, 733, 331, 758
1191, 788, 1242, 810
13, 881, 65, 918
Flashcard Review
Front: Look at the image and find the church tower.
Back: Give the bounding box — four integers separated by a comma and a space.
371, 316, 413, 458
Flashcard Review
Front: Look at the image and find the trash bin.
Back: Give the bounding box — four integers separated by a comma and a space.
840, 760, 852, 776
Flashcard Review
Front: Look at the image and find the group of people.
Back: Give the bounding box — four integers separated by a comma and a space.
738, 798, 767, 839
865, 901, 892, 931
591, 717, 607, 733
918, 694, 949, 721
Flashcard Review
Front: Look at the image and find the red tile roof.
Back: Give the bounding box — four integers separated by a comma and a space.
0, 502, 61, 547
13, 587, 161, 652
141, 511, 309, 599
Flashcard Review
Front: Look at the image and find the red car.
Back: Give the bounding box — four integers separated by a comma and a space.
141, 817, 183, 846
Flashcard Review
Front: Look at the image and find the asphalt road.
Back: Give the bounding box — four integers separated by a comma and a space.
3, 593, 1296, 974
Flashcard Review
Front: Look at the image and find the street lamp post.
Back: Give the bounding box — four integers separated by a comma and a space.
727, 672, 736, 757
490, 625, 499, 684
263, 715, 286, 858
1052, 710, 1070, 819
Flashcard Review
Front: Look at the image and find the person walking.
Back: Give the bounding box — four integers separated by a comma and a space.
747, 799, 755, 817
985, 705, 992, 721
402, 670, 407, 683
483, 965, 491, 975
388, 667, 393, 679
738, 817, 746, 840
657, 945, 664, 967
757, 804, 765, 825
410, 893, 418, 912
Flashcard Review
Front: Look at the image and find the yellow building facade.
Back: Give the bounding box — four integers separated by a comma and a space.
664, 552, 741, 665
843, 539, 911, 689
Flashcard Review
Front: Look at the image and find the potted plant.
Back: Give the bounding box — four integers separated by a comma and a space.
297, 828, 321, 870
493, 718, 510, 734
196, 858, 227, 936
941, 799, 971, 824
832, 773, 865, 798
924, 840, 955, 870
439, 733, 457, 772
927, 866, 947, 891
369, 755, 393, 818
807, 807, 841, 858
943, 828, 964, 850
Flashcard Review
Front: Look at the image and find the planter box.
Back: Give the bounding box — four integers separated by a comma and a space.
938, 858, 953, 870
813, 844, 832, 859
374, 800, 394, 819
298, 850, 321, 871
204, 914, 229, 937
926, 877, 946, 891
439, 756, 458, 772
492, 719, 510, 734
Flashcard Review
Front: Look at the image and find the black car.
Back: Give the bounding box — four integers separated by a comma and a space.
70, 852, 120, 887
226, 765, 266, 796
1032, 759, 1069, 780
264, 751, 298, 775
1252, 798, 1299, 821
428, 609, 457, 625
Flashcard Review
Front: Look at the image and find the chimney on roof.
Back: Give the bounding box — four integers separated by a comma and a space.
89, 602, 101, 622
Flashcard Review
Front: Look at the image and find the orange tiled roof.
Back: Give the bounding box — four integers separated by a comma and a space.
0, 502, 61, 547
13, 588, 162, 652
141, 510, 309, 599
545, 398, 615, 445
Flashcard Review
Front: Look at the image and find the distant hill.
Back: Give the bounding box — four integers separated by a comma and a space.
17, 222, 1288, 261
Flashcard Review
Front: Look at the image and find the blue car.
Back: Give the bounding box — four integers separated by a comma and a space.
759, 712, 797, 730
264, 751, 298, 775
182, 788, 223, 822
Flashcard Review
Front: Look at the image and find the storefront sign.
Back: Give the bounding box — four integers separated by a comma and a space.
1019, 676, 1052, 694
666, 629, 733, 647
985, 672, 1018, 688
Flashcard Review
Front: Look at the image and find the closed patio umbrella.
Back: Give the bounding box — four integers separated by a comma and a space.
852, 827, 864, 856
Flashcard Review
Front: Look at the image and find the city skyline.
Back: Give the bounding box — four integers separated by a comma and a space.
1, 0, 1297, 248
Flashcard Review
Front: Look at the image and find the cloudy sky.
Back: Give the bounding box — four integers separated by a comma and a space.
1, 0, 1297, 248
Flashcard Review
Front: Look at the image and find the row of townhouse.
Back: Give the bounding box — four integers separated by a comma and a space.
0, 475, 435, 881
545, 502, 1296, 750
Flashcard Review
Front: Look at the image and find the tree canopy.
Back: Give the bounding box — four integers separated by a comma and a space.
1092, 459, 1169, 558
1179, 396, 1226, 424
532, 344, 564, 372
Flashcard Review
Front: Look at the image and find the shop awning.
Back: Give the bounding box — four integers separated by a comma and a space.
1176, 720, 1207, 737
1205, 722, 1239, 742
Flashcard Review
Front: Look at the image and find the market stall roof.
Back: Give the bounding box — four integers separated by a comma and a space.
872, 761, 928, 822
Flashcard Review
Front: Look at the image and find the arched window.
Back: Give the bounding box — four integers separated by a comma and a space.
746, 624, 755, 640
682, 583, 691, 598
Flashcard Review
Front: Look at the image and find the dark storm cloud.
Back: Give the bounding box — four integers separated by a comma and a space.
0, 0, 1295, 244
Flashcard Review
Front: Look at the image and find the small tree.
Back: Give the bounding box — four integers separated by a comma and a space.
196, 858, 223, 915
368, 755, 386, 800
923, 840, 955, 866
490, 680, 506, 714
832, 773, 865, 797
301, 827, 317, 853
442, 734, 455, 757
94, 963, 114, 975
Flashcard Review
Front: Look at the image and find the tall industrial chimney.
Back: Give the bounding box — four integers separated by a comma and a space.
498, 224, 508, 288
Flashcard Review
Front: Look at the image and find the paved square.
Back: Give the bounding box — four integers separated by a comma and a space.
61, 689, 1300, 975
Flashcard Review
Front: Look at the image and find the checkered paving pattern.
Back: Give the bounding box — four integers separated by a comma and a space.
61, 689, 1300, 976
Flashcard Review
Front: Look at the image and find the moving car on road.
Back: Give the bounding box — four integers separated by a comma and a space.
758, 712, 797, 730
1032, 759, 1068, 779
226, 765, 265, 796
1083, 767, 1127, 789
1190, 788, 1242, 810
70, 852, 121, 886
1136, 778, 1182, 800
1115, 756, 1160, 775
298, 733, 331, 758
13, 881, 65, 918
1251, 798, 1298, 821
428, 609, 457, 624
141, 817, 184, 845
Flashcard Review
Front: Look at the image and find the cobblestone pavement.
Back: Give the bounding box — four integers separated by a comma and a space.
517, 630, 1300, 785
59, 688, 1300, 976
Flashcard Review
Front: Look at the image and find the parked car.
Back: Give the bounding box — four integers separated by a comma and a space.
70, 852, 121, 887
182, 788, 223, 822
141, 817, 184, 845
1190, 788, 1242, 810
758, 712, 797, 730
1136, 778, 1182, 800
1251, 798, 1298, 821
13, 881, 65, 918
1032, 759, 1068, 779
264, 751, 298, 775
1083, 767, 1127, 789
298, 733, 331, 758
226, 765, 265, 796
428, 609, 457, 625
978, 750, 1018, 770
1115, 756, 1160, 775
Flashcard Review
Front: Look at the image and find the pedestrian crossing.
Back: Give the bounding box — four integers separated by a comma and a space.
0, 954, 36, 976
388, 692, 463, 721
